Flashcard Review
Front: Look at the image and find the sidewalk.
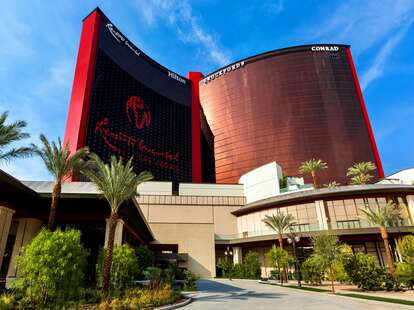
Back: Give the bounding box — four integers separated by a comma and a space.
262, 279, 414, 301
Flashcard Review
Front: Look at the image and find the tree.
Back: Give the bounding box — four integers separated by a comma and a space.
262, 213, 296, 249
346, 161, 376, 185
266, 246, 289, 285
32, 134, 89, 230
82, 154, 152, 299
299, 158, 328, 188
360, 201, 404, 273
0, 111, 33, 162
311, 233, 343, 293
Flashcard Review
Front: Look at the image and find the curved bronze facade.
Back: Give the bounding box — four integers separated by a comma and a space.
199, 45, 383, 184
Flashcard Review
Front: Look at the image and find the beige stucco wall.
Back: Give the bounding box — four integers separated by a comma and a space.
136, 194, 244, 278
149, 223, 216, 278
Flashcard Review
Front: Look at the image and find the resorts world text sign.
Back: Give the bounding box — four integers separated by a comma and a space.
106, 23, 186, 85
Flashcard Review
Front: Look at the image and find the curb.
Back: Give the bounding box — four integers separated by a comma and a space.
157, 297, 192, 310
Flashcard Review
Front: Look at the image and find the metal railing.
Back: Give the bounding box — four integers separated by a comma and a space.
215, 219, 412, 241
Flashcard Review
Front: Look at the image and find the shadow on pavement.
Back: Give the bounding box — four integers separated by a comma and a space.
193, 279, 285, 302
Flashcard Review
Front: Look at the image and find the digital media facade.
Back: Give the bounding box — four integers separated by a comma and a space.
65, 8, 383, 185
199, 45, 384, 185
64, 9, 209, 183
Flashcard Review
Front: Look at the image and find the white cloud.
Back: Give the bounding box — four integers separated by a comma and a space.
297, 0, 414, 89
133, 0, 231, 67
302, 0, 414, 54
360, 20, 413, 90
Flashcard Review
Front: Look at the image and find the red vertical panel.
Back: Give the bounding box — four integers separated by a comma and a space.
188, 72, 203, 183
63, 10, 101, 156
346, 48, 384, 178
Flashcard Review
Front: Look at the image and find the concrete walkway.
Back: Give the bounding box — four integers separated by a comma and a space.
183, 279, 412, 309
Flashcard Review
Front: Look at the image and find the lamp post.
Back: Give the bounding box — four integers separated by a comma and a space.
287, 231, 302, 287
224, 245, 233, 280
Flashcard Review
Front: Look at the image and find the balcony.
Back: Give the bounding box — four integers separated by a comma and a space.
215, 219, 412, 242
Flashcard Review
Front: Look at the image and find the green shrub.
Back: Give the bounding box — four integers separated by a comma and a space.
123, 285, 180, 308
96, 244, 139, 294
266, 246, 289, 283
326, 260, 348, 283
343, 253, 386, 290
301, 256, 325, 285
395, 262, 414, 289
135, 246, 155, 277
230, 263, 245, 278
14, 228, 88, 306
243, 251, 261, 279
183, 270, 198, 291
144, 266, 162, 289
397, 235, 414, 264
0, 294, 16, 310
217, 257, 232, 278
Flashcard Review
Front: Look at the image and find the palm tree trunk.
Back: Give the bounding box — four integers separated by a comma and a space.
278, 235, 283, 249
48, 182, 61, 231
102, 212, 118, 299
311, 171, 317, 188
380, 226, 395, 273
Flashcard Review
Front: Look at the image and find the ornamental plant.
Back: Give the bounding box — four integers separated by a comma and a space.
301, 255, 325, 285
310, 233, 343, 293
342, 252, 386, 291
14, 228, 88, 306
266, 245, 289, 285
394, 235, 414, 289
96, 244, 139, 294
243, 251, 262, 279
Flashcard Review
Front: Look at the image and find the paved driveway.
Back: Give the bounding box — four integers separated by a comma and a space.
184, 279, 411, 310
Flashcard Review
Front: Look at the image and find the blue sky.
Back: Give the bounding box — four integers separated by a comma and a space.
1, 0, 413, 180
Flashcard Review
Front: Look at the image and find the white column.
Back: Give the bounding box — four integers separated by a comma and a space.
406, 195, 414, 225
6, 218, 42, 280
0, 206, 15, 270
104, 218, 124, 247
233, 247, 242, 264
315, 200, 328, 230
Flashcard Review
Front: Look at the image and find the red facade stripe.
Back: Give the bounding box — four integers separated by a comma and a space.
188, 72, 203, 183
346, 47, 384, 178
63, 10, 101, 156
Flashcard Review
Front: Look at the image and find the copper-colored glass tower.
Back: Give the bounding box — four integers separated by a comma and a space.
199, 45, 383, 184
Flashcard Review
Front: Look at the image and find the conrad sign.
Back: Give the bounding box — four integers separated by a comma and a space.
201, 61, 245, 84
311, 45, 339, 52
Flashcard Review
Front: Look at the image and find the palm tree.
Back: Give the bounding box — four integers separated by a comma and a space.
299, 158, 328, 188
82, 154, 152, 298
347, 161, 376, 185
360, 201, 404, 273
32, 134, 89, 230
324, 181, 340, 188
263, 213, 296, 249
0, 111, 33, 162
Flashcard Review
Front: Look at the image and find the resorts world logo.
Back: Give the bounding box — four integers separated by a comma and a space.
125, 96, 151, 129
106, 23, 141, 57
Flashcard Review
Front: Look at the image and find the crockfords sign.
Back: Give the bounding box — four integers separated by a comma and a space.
311, 45, 339, 52
201, 61, 245, 84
